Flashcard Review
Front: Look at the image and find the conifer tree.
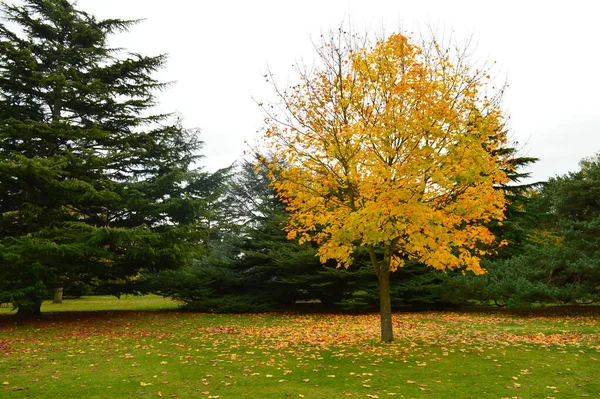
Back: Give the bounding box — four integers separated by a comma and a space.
0, 0, 207, 316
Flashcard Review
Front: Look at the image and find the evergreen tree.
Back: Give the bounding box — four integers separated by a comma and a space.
490, 149, 541, 258
0, 0, 207, 316
534, 153, 600, 301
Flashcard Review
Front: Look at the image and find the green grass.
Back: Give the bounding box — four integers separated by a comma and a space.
0, 295, 180, 314
1, 297, 599, 398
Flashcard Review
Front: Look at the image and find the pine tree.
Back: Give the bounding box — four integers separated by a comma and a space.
0, 0, 207, 316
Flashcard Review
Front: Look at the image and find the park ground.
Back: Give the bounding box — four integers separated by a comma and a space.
0, 296, 599, 398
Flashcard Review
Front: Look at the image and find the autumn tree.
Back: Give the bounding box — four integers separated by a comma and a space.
0, 0, 209, 316
261, 29, 510, 342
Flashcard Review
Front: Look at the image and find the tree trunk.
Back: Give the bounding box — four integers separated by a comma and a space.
377, 266, 394, 342
368, 245, 394, 343
16, 302, 42, 318
53, 287, 63, 304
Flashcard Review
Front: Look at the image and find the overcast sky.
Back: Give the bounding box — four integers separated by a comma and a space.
76, 0, 599, 183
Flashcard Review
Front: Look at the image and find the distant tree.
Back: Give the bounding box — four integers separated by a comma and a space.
534, 153, 600, 301
222, 158, 321, 307
0, 0, 209, 316
541, 153, 600, 223
262, 29, 510, 342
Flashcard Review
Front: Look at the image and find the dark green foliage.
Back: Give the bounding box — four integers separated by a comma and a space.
0, 0, 209, 315
144, 236, 277, 313
440, 248, 571, 307
536, 153, 600, 302
489, 149, 542, 258
441, 241, 599, 307
146, 159, 322, 312
540, 154, 600, 223
210, 159, 375, 311
226, 163, 355, 308
62, 281, 93, 298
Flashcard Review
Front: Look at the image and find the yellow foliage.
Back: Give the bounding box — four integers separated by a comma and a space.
262, 32, 509, 274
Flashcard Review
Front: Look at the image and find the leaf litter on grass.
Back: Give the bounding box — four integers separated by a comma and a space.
1, 309, 599, 398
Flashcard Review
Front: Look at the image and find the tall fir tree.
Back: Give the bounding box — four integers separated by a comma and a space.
227, 158, 354, 309
489, 148, 541, 258
0, 0, 208, 316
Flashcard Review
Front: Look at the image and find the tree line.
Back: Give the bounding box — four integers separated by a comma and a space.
143, 152, 600, 313
1, 1, 598, 341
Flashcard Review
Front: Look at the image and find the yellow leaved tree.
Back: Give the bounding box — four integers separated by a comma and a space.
261, 29, 510, 342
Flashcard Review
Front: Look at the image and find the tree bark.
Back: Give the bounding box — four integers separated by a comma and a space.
53, 287, 63, 304
377, 266, 394, 342
16, 302, 42, 318
368, 245, 394, 343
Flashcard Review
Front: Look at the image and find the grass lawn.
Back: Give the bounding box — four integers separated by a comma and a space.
0, 295, 181, 314
1, 297, 599, 398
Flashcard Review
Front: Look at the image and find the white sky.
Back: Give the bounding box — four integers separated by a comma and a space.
77, 0, 599, 183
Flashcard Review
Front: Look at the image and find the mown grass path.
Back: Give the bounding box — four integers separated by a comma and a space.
1, 297, 599, 398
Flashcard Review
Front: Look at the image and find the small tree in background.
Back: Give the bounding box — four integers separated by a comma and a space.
262, 29, 510, 342
0, 0, 209, 316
